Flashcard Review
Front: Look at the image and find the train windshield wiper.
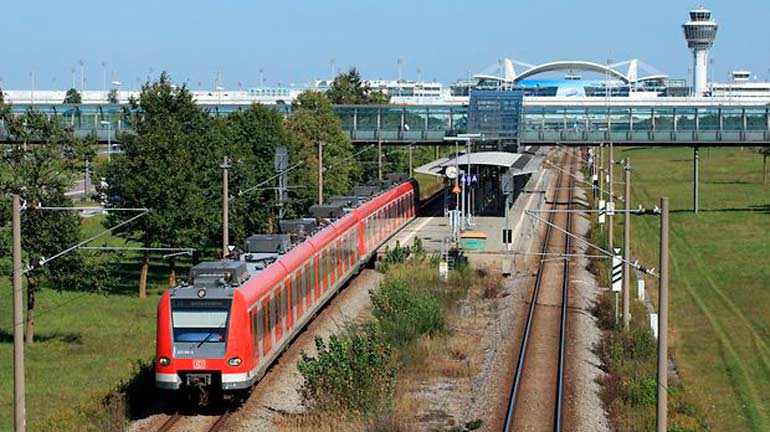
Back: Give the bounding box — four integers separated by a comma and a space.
196, 325, 225, 348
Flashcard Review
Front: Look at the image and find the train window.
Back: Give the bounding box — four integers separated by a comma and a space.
290, 274, 298, 310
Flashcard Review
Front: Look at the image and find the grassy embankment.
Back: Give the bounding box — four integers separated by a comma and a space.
0, 215, 187, 431
280, 243, 500, 431
597, 147, 770, 431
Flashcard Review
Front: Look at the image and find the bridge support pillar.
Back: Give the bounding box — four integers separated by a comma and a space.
693, 146, 700, 214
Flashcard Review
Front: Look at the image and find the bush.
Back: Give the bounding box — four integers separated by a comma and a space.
625, 376, 657, 406
371, 277, 445, 346
297, 326, 396, 416
378, 237, 428, 273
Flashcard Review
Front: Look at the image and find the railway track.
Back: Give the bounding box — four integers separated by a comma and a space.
154, 407, 233, 432
503, 150, 577, 431
146, 189, 446, 432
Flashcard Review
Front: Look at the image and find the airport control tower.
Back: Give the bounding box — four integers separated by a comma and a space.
683, 6, 718, 96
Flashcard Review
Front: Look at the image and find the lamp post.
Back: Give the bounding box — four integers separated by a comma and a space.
100, 120, 112, 161
444, 133, 482, 231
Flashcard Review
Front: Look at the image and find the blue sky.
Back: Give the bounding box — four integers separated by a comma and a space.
1, 0, 768, 89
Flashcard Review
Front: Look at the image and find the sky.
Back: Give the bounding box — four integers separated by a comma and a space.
1, 0, 769, 90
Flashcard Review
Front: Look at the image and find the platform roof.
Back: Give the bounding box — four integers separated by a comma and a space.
414, 151, 543, 178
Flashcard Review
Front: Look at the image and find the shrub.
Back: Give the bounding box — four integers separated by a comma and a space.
297, 326, 396, 416
625, 376, 657, 406
371, 278, 445, 346
378, 238, 429, 273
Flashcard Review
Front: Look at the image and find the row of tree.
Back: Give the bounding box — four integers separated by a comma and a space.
1, 68, 425, 342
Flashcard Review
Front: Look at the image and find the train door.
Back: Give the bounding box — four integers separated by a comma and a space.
331, 243, 338, 287
281, 283, 288, 336
251, 309, 259, 364
289, 274, 297, 329
305, 255, 321, 304
272, 288, 282, 344
260, 297, 271, 357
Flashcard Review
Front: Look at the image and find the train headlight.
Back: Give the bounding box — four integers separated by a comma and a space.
228, 356, 242, 367
197, 288, 206, 298
158, 356, 171, 367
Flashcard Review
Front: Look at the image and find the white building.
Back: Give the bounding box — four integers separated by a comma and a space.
710, 71, 770, 98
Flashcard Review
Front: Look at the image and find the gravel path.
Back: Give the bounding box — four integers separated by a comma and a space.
563, 176, 610, 432
223, 269, 383, 431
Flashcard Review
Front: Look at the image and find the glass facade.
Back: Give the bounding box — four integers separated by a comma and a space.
1, 102, 767, 144
467, 90, 524, 138
521, 106, 769, 133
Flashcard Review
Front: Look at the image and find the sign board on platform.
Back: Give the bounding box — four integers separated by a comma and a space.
650, 313, 659, 339
638, 279, 646, 301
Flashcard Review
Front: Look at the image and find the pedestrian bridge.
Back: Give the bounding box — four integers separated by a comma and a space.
2, 98, 769, 146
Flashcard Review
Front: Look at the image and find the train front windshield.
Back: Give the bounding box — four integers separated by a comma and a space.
171, 299, 232, 344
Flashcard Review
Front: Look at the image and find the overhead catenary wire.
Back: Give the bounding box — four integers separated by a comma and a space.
524, 209, 658, 277
15, 209, 150, 276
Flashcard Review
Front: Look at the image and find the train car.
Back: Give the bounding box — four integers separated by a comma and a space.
155, 180, 418, 401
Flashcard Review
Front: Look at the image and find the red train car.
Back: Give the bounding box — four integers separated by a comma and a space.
155, 180, 418, 397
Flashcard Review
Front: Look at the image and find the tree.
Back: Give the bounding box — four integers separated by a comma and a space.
288, 91, 360, 202
102, 72, 220, 296
64, 88, 82, 104
211, 103, 301, 242
325, 68, 389, 105
107, 88, 119, 104
0, 107, 97, 343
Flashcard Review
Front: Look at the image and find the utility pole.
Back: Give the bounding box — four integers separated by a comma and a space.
378, 140, 383, 184
608, 143, 614, 252
275, 146, 289, 219
693, 146, 700, 213
598, 143, 604, 211
657, 197, 670, 432
623, 159, 631, 330
466, 138, 472, 225
12, 194, 26, 432
83, 158, 89, 201
408, 143, 413, 177
222, 156, 230, 256
317, 141, 324, 205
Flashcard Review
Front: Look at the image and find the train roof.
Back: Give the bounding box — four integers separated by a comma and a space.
168, 180, 416, 306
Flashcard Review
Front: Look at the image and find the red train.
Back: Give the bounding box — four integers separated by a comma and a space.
155, 180, 418, 398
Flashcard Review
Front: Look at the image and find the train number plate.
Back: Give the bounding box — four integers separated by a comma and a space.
193, 359, 206, 369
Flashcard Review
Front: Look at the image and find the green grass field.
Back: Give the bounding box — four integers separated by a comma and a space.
612, 146, 770, 431
0, 216, 185, 431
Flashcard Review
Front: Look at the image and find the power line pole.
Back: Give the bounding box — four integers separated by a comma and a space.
657, 197, 670, 432
623, 158, 631, 330
408, 143, 413, 177
693, 146, 700, 213
378, 140, 383, 184
221, 156, 230, 256
608, 143, 614, 252
12, 194, 26, 432
318, 141, 324, 205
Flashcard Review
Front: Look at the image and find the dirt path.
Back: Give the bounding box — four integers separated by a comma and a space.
223, 269, 383, 431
